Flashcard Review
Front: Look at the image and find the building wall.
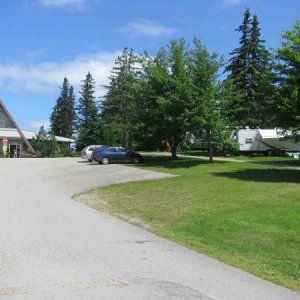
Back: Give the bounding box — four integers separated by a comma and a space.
0, 108, 14, 128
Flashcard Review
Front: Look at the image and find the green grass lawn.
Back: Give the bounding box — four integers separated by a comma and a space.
77, 155, 300, 291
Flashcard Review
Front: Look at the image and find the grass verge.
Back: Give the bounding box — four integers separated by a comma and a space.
75, 155, 300, 291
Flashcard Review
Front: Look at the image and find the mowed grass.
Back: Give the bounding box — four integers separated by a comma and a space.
82, 156, 300, 291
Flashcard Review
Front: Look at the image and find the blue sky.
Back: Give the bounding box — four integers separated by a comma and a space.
0, 0, 299, 131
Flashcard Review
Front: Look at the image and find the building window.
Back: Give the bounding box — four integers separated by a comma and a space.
245, 138, 253, 144
0, 120, 5, 128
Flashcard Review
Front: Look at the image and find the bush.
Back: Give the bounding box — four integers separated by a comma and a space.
221, 139, 240, 156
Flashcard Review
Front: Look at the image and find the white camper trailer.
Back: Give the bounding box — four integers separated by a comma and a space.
237, 128, 300, 156
191, 128, 300, 157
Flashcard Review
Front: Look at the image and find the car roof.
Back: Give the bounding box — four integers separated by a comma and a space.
87, 145, 105, 149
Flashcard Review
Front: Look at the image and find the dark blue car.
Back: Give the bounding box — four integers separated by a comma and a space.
91, 147, 143, 164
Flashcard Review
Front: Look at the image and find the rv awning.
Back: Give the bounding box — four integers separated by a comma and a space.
258, 129, 285, 139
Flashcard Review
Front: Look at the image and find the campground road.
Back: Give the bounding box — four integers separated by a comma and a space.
0, 158, 299, 300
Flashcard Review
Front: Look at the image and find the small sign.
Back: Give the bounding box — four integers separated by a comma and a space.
2, 137, 8, 157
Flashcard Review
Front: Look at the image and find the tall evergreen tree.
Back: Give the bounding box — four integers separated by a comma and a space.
50, 77, 76, 138
65, 85, 76, 138
102, 48, 140, 148
224, 9, 272, 128
226, 8, 251, 89
50, 77, 69, 136
248, 15, 273, 126
76, 72, 100, 150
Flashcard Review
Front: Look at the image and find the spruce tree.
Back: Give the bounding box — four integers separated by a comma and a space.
50, 77, 76, 138
65, 85, 76, 138
102, 48, 140, 148
224, 9, 251, 127
248, 15, 273, 126
50, 77, 69, 136
224, 9, 272, 128
76, 72, 100, 150
226, 9, 251, 89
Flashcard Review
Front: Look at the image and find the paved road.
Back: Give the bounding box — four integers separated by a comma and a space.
0, 158, 299, 300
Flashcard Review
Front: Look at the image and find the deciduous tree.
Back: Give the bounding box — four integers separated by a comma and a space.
275, 20, 300, 135
190, 39, 226, 162
144, 39, 193, 159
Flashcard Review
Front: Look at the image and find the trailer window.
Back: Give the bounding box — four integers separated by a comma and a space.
245, 138, 253, 144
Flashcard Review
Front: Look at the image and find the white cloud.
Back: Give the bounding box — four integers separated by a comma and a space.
0, 51, 120, 97
38, 0, 86, 8
29, 119, 50, 130
222, 0, 245, 6
120, 19, 175, 37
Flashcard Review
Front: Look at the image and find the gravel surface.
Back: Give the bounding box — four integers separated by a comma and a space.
0, 158, 299, 300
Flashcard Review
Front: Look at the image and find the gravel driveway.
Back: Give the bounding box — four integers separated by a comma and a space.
0, 158, 298, 300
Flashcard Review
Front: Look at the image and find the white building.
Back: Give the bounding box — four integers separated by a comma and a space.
0, 99, 74, 157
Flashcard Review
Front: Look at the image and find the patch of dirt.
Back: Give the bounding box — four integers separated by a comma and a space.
73, 192, 109, 213
73, 192, 152, 230
114, 213, 152, 230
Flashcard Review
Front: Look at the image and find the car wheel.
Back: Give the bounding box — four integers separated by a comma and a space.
88, 159, 92, 162
133, 157, 140, 164
102, 157, 109, 165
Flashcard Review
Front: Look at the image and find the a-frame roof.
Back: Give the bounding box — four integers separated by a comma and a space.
0, 98, 35, 154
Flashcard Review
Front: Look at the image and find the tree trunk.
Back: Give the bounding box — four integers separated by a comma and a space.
207, 130, 214, 163
171, 144, 177, 159
122, 129, 128, 149
209, 143, 214, 162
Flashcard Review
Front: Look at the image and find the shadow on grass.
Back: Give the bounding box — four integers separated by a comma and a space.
140, 155, 224, 169
213, 168, 300, 183
180, 150, 226, 157
250, 160, 300, 168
